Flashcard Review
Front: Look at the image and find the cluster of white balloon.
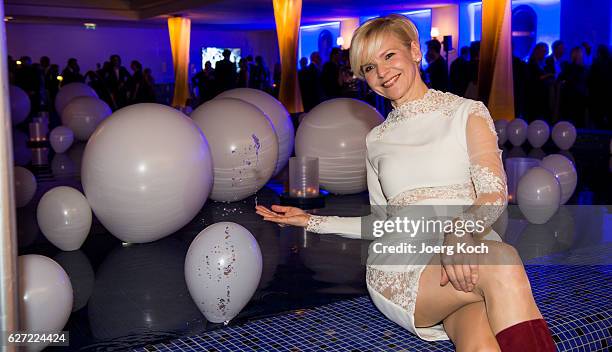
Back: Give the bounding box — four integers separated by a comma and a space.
495, 118, 577, 150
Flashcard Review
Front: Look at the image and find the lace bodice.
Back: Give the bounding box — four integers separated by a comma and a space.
306, 89, 507, 237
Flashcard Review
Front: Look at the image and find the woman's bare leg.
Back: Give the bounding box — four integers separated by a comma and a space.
414, 241, 544, 334
443, 302, 500, 352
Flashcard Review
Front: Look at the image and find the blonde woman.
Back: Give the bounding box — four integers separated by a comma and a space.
256, 14, 555, 352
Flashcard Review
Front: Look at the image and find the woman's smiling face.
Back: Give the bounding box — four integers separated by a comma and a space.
360, 33, 423, 106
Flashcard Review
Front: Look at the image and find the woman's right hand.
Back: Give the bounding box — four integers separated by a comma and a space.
255, 205, 311, 228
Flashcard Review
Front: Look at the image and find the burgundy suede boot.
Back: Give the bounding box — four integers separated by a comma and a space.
495, 319, 557, 352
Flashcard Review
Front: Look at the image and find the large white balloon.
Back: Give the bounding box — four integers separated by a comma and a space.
61, 96, 112, 141
54, 250, 95, 312
14, 166, 37, 207
82, 103, 213, 243
507, 118, 528, 146
19, 254, 73, 352
541, 154, 577, 205
37, 186, 92, 251
49, 126, 74, 153
185, 222, 262, 323
55, 82, 98, 117
217, 88, 294, 176
295, 98, 384, 194
494, 119, 508, 145
10, 85, 31, 125
517, 167, 561, 224
191, 98, 278, 202
527, 120, 550, 148
551, 121, 577, 150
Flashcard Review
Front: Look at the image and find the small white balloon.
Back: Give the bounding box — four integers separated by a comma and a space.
37, 186, 92, 251
49, 126, 74, 153
191, 98, 278, 202
19, 254, 73, 352
61, 96, 112, 141
507, 118, 528, 146
551, 121, 577, 150
541, 154, 577, 205
14, 166, 37, 207
185, 222, 262, 323
517, 167, 561, 224
217, 88, 295, 176
494, 119, 508, 145
10, 85, 31, 125
527, 120, 550, 148
55, 82, 98, 117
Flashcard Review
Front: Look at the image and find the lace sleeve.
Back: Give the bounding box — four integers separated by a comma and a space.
305, 148, 387, 239
459, 102, 508, 231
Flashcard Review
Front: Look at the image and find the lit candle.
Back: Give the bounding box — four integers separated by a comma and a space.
29, 122, 47, 142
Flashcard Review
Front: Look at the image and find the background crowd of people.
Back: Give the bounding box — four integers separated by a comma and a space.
7, 39, 612, 130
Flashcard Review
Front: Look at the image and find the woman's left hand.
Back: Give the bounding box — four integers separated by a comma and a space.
440, 233, 479, 293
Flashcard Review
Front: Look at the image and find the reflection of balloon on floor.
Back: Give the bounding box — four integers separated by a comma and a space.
541, 154, 577, 205
10, 85, 31, 125
192, 98, 278, 202
37, 186, 92, 251
19, 254, 73, 352
54, 250, 95, 312
185, 222, 262, 323
551, 121, 576, 150
49, 126, 74, 153
14, 166, 37, 207
51, 153, 77, 179
514, 207, 575, 261
527, 120, 550, 148
507, 118, 527, 146
13, 129, 32, 166
528, 148, 546, 160
88, 238, 203, 340
494, 119, 508, 145
517, 167, 561, 224
17, 202, 40, 248
295, 98, 384, 194
217, 88, 294, 176
67, 142, 86, 172
54, 82, 98, 117
61, 96, 112, 141
82, 103, 213, 243
507, 145, 526, 158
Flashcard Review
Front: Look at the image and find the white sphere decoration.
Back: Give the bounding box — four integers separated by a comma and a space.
507, 118, 528, 146
9, 85, 31, 125
55, 82, 98, 117
185, 222, 262, 323
61, 96, 112, 141
37, 186, 92, 251
541, 154, 577, 205
191, 98, 278, 202
49, 126, 74, 153
82, 103, 213, 243
527, 120, 550, 148
295, 98, 384, 194
551, 121, 577, 150
217, 88, 294, 176
517, 167, 561, 224
494, 119, 508, 145
14, 166, 37, 208
19, 254, 73, 352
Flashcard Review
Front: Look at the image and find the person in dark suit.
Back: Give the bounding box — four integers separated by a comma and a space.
215, 49, 237, 93
105, 54, 131, 108
321, 47, 342, 100
425, 40, 448, 92
450, 46, 470, 96
60, 58, 84, 86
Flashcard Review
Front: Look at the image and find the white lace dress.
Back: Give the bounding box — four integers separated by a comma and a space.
305, 89, 508, 341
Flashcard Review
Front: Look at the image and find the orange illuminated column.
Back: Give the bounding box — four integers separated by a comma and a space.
168, 16, 191, 108
273, 0, 303, 113
340, 18, 360, 49
478, 0, 515, 120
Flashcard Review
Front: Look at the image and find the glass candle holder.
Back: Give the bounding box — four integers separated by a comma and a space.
289, 156, 319, 198
505, 157, 541, 204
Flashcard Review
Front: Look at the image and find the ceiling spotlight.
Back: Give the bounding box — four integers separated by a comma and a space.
83, 22, 96, 30
16, 60, 22, 65
430, 27, 440, 39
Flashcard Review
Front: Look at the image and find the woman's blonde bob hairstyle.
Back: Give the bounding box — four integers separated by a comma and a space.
349, 14, 420, 78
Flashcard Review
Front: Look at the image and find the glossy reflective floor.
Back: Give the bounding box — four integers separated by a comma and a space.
12, 128, 611, 351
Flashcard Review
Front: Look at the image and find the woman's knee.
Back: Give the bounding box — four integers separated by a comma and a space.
479, 243, 529, 288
